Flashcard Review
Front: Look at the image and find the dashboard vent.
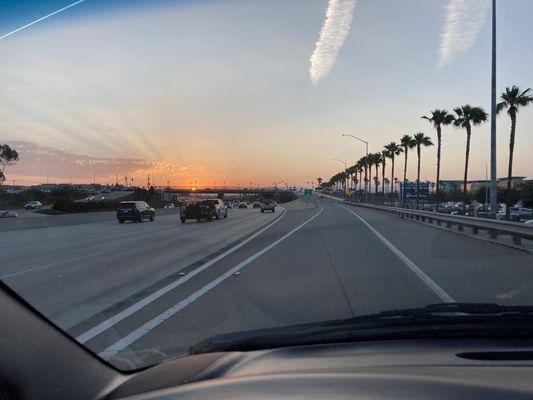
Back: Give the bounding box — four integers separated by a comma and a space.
456, 351, 533, 361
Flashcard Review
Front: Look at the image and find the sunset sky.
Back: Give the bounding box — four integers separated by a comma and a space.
1, 0, 532, 187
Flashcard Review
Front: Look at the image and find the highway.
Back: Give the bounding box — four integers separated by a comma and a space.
2, 196, 533, 370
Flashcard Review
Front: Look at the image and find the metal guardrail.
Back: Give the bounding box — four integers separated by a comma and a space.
344, 201, 533, 247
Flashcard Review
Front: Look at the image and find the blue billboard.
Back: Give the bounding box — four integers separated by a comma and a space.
400, 182, 430, 200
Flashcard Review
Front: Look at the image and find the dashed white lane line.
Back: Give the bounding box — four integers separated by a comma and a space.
99, 206, 324, 358
341, 205, 455, 303
76, 208, 287, 344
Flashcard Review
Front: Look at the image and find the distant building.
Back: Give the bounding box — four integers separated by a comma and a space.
35, 183, 59, 193
498, 176, 526, 189
439, 180, 462, 192
467, 180, 490, 192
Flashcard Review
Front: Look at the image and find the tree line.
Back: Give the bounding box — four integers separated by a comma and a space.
323, 85, 533, 218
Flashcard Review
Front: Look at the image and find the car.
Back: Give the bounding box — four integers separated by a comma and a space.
24, 201, 42, 210
253, 201, 261, 208
180, 199, 228, 223
85, 196, 95, 201
102, 189, 111, 193
525, 220, 533, 226
261, 199, 275, 213
116, 201, 155, 223
238, 202, 248, 209
163, 203, 175, 208
0, 210, 18, 218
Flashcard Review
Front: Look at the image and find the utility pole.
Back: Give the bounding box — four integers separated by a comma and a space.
485, 163, 489, 207
489, 0, 498, 218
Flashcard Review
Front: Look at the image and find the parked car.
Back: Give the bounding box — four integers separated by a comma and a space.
261, 199, 275, 213
117, 201, 155, 223
163, 203, 175, 208
238, 202, 248, 209
524, 220, 533, 226
180, 199, 227, 223
0, 210, 18, 218
253, 201, 261, 208
24, 201, 42, 210
102, 189, 111, 193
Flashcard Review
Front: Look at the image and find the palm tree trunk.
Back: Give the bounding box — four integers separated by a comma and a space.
436, 126, 442, 212
463, 127, 471, 213
381, 163, 385, 195
402, 148, 408, 205
390, 159, 394, 196
375, 165, 379, 194
364, 166, 368, 196
416, 145, 421, 210
506, 112, 517, 220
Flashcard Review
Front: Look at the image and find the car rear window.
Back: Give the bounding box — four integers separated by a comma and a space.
119, 203, 136, 209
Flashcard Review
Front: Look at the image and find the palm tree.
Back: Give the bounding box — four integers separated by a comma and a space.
412, 132, 434, 209
360, 156, 370, 195
317, 177, 323, 188
422, 109, 455, 211
381, 150, 388, 195
497, 85, 533, 219
453, 105, 488, 211
371, 153, 382, 194
384, 142, 403, 197
356, 162, 363, 191
400, 135, 415, 202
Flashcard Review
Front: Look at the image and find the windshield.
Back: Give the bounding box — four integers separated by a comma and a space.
1, 0, 533, 371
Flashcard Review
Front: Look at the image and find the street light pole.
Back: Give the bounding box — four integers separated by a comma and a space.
342, 134, 369, 202
485, 162, 489, 207
489, 0, 498, 218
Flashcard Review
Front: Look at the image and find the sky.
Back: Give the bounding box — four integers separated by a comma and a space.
0, 0, 532, 187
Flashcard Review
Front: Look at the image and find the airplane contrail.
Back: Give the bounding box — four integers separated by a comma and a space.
438, 0, 490, 67
309, 0, 358, 86
0, 0, 89, 41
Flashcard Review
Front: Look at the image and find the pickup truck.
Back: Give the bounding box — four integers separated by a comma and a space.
260, 199, 275, 213
180, 199, 228, 223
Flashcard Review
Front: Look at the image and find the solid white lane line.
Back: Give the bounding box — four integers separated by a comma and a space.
341, 206, 455, 303
76, 209, 287, 344
99, 207, 324, 358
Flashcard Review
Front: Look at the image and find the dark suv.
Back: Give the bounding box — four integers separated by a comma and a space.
180, 199, 227, 223
117, 201, 155, 223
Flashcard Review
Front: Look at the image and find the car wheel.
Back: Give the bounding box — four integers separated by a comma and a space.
224, 209, 228, 218
261, 209, 264, 213
150, 214, 155, 221
118, 219, 124, 224
215, 210, 220, 219
272, 208, 275, 212
181, 217, 186, 223
137, 216, 143, 223
209, 211, 216, 221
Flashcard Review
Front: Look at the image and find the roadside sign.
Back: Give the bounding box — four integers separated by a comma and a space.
401, 182, 429, 199
304, 189, 313, 197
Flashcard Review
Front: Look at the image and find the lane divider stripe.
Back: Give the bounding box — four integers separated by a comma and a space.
99, 206, 324, 358
76, 208, 287, 344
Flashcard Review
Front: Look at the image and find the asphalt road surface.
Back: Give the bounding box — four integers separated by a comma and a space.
2, 196, 533, 370
0, 206, 281, 328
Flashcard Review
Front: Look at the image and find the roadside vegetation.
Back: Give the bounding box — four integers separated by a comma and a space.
323, 85, 533, 215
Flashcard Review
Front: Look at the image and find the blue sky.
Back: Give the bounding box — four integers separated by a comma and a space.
1, 0, 532, 186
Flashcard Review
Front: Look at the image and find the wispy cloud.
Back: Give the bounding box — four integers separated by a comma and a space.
309, 0, 358, 86
0, 0, 88, 41
438, 0, 490, 67
6, 141, 194, 185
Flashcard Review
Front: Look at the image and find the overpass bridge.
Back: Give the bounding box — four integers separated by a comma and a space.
160, 187, 281, 202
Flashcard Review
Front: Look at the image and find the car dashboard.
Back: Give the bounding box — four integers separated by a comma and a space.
106, 339, 533, 399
